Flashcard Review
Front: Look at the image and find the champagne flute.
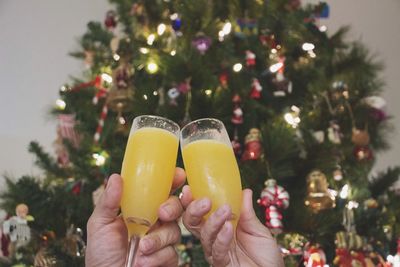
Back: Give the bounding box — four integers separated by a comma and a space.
180, 118, 242, 266
121, 115, 180, 267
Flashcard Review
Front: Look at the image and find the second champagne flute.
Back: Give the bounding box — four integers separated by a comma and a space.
121, 115, 180, 267
180, 118, 243, 265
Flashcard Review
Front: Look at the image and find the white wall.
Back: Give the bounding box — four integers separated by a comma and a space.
0, 0, 399, 188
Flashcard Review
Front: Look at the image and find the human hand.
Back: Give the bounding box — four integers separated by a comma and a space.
181, 186, 284, 267
86, 168, 186, 267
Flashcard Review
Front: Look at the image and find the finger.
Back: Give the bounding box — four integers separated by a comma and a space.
136, 246, 178, 267
180, 185, 193, 209
239, 189, 273, 238
211, 221, 233, 267
139, 221, 180, 255
89, 174, 122, 226
158, 195, 183, 222
182, 197, 211, 237
171, 167, 186, 193
200, 204, 231, 257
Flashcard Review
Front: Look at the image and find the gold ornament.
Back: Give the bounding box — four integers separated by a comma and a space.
304, 170, 336, 212
107, 60, 134, 113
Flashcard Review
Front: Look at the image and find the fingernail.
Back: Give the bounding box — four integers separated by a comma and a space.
216, 204, 229, 216
160, 203, 173, 217
197, 198, 209, 210
140, 238, 155, 253
179, 191, 184, 199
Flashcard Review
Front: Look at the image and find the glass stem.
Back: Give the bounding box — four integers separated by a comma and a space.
125, 235, 140, 267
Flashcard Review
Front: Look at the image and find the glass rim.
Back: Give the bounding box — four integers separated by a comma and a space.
180, 117, 224, 133
133, 115, 180, 135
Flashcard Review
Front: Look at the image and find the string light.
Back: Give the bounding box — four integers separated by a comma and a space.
319, 25, 328, 32
153, 91, 158, 96
219, 21, 232, 41
146, 61, 159, 74
157, 23, 166, 35
143, 94, 148, 100
101, 73, 113, 84
269, 62, 284, 73
308, 50, 317, 58
118, 116, 126, 125
347, 200, 359, 210
147, 34, 156, 45
302, 42, 315, 51
271, 48, 278, 54
139, 47, 150, 54
205, 89, 212, 96
340, 184, 350, 199
284, 105, 301, 128
60, 85, 68, 92
170, 13, 178, 20
170, 50, 176, 56
113, 54, 120, 61
55, 99, 66, 110
233, 63, 243, 72
92, 153, 106, 166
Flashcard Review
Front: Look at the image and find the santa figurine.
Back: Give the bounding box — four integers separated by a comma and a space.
245, 50, 256, 67
250, 78, 263, 99
231, 94, 244, 125
3, 204, 33, 255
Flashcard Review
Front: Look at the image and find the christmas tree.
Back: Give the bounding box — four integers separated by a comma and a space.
1, 0, 400, 266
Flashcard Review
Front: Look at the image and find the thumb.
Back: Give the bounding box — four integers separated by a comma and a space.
238, 189, 273, 238
91, 174, 123, 225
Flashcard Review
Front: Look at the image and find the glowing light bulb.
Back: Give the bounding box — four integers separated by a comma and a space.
92, 153, 106, 166
139, 47, 150, 54
113, 54, 120, 61
170, 13, 178, 20
143, 94, 148, 100
302, 42, 315, 51
157, 23, 166, 35
340, 184, 350, 199
153, 91, 158, 96
271, 48, 278, 54
269, 62, 283, 73
347, 200, 359, 210
222, 22, 232, 35
319, 25, 327, 32
170, 50, 176, 56
55, 99, 66, 110
233, 63, 243, 72
146, 61, 159, 74
101, 73, 113, 84
205, 89, 212, 96
147, 34, 156, 45
118, 116, 126, 125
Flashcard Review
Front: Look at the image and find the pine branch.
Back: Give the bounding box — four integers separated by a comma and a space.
369, 167, 400, 198
28, 141, 66, 177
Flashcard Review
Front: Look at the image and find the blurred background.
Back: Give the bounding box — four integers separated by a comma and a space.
0, 0, 399, 185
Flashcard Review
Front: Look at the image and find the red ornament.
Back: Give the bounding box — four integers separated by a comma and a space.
353, 146, 373, 162
219, 72, 228, 88
259, 34, 277, 48
245, 50, 256, 67
105, 10, 117, 30
257, 179, 289, 234
303, 244, 326, 267
250, 78, 262, 99
241, 128, 262, 161
72, 181, 82, 195
231, 135, 242, 157
178, 79, 191, 94
334, 248, 352, 267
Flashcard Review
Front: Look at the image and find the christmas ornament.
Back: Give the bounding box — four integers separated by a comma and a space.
241, 128, 263, 161
231, 94, 243, 125
192, 34, 212, 54
257, 179, 289, 234
234, 18, 257, 38
351, 251, 366, 267
84, 50, 94, 68
94, 104, 108, 143
363, 198, 378, 209
333, 166, 343, 181
250, 78, 262, 99
171, 15, 182, 32
178, 79, 191, 94
334, 248, 352, 267
168, 87, 180, 106
363, 96, 386, 110
245, 50, 256, 67
387, 239, 400, 267
63, 225, 86, 257
3, 204, 33, 254
313, 2, 330, 19
351, 128, 370, 146
353, 146, 373, 162
272, 73, 292, 97
305, 170, 336, 212
219, 72, 228, 88
327, 120, 342, 144
281, 233, 306, 256
34, 248, 56, 267
231, 134, 242, 157
259, 31, 277, 48
113, 61, 134, 90
303, 243, 326, 267
104, 10, 117, 30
